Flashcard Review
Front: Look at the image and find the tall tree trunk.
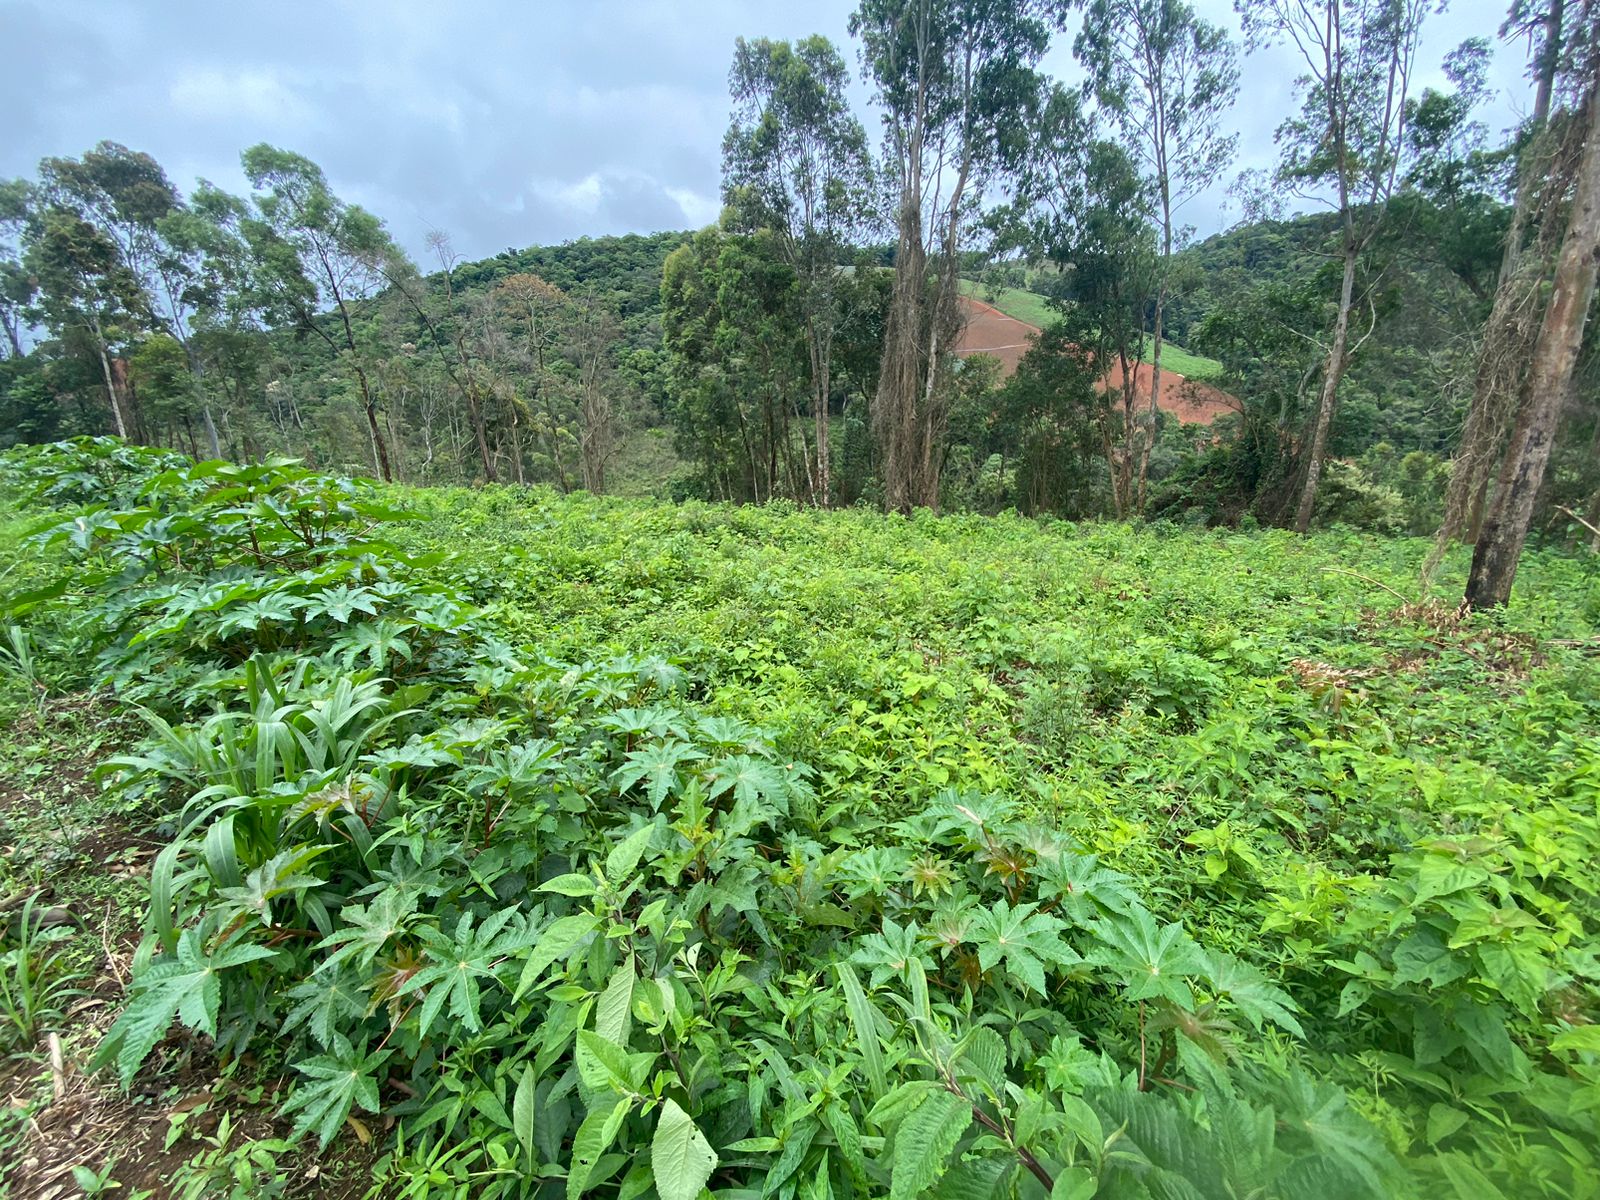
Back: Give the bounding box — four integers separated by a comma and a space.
1466, 85, 1600, 607
1138, 190, 1174, 513
328, 291, 392, 482
1428, 0, 1567, 571
89, 316, 128, 440
199, 405, 222, 460
355, 364, 392, 482
1293, 241, 1359, 532
878, 184, 927, 514
810, 327, 832, 508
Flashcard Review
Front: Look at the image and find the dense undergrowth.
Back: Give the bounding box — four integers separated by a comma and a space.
1, 438, 1597, 1199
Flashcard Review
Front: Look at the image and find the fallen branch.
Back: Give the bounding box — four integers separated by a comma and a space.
1321, 567, 1411, 603
1555, 505, 1600, 545
47, 1032, 65, 1101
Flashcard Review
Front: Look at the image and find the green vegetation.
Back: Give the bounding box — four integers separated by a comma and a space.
0, 0, 1597, 1190
2, 438, 1597, 1198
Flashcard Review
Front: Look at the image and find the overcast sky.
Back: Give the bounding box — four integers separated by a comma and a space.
2, 0, 1534, 264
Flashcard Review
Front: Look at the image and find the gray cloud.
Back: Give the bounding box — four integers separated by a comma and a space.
1, 0, 1532, 263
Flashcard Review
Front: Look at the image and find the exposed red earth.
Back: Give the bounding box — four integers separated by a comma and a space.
954, 295, 1238, 425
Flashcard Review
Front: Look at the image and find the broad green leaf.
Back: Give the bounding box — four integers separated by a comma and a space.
541, 873, 600, 898
514, 913, 603, 1001
596, 958, 636, 1045
568, 1097, 632, 1200
514, 1065, 538, 1165
652, 1099, 718, 1200
605, 823, 656, 882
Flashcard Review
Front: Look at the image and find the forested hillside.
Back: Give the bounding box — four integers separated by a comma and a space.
3, 11, 1597, 560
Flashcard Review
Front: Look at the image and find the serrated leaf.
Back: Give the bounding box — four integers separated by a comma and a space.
652, 1099, 718, 1200
515, 913, 603, 1001
568, 1097, 630, 1200
514, 1065, 538, 1165
596, 959, 636, 1045
837, 962, 887, 1097
890, 1090, 971, 1200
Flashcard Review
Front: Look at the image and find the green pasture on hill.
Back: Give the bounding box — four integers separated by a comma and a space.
958, 280, 1225, 380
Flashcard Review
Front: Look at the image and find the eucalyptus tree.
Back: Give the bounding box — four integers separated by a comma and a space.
1464, 3, 1599, 606
0, 179, 32, 360
1238, 0, 1432, 531
233, 144, 403, 481
850, 0, 1055, 513
21, 191, 141, 439
496, 273, 576, 491
723, 34, 875, 506
1076, 0, 1239, 510
571, 292, 618, 494
35, 143, 227, 455
1001, 85, 1159, 516
385, 232, 497, 483
1431, 0, 1582, 564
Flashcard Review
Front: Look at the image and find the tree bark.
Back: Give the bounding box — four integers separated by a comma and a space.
88, 311, 128, 440
1427, 0, 1567, 572
1138, 183, 1174, 513
1466, 85, 1600, 607
1293, 241, 1359, 532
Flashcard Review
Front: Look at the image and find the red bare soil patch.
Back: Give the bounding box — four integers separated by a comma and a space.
953, 296, 1238, 425
953, 297, 1038, 376
1102, 358, 1239, 424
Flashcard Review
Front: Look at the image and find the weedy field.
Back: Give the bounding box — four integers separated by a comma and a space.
0, 438, 1597, 1200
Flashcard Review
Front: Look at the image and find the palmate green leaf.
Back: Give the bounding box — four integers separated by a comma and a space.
398, 908, 536, 1037
705, 753, 792, 813
851, 917, 927, 989
318, 888, 419, 971
889, 1090, 971, 1200
612, 740, 707, 810
282, 969, 366, 1048
281, 1034, 391, 1148
94, 929, 278, 1086
652, 1099, 719, 1200
1087, 908, 1204, 1008
968, 900, 1079, 997
334, 618, 414, 670
1275, 1070, 1395, 1196
308, 584, 379, 624
1200, 950, 1305, 1038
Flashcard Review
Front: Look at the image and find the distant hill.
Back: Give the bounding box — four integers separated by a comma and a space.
442, 231, 693, 350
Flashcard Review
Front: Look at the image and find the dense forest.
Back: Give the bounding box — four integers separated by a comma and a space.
1, 0, 1599, 1198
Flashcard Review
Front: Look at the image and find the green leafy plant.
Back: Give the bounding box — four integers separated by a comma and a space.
0, 893, 85, 1051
